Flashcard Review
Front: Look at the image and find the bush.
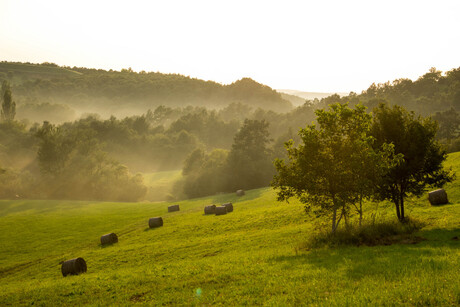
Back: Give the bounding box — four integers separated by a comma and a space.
302, 218, 425, 249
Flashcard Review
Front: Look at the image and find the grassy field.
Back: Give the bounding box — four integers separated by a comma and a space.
1, 154, 460, 305
142, 170, 182, 202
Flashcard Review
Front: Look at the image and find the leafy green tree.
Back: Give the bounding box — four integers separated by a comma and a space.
371, 103, 453, 222
182, 148, 205, 176
35, 121, 147, 201
432, 108, 460, 140
226, 119, 274, 191
1, 81, 16, 121
35, 121, 73, 175
181, 148, 228, 198
272, 104, 396, 232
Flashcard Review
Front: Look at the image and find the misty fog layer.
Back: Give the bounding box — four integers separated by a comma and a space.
1, 63, 460, 202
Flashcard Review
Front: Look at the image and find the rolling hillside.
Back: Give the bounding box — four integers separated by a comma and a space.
1, 153, 460, 305
0, 62, 293, 115
0, 62, 82, 83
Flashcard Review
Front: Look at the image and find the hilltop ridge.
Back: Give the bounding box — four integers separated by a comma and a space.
0, 61, 293, 116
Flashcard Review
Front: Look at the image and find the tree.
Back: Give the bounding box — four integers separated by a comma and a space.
273, 104, 396, 232
181, 148, 228, 198
371, 103, 453, 222
1, 81, 16, 122
226, 119, 274, 191
432, 108, 460, 140
35, 121, 147, 201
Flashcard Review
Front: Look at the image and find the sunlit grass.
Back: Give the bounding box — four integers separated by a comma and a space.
142, 170, 182, 201
1, 154, 460, 305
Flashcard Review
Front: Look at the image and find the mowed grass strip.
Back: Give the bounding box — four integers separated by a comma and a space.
1, 154, 460, 305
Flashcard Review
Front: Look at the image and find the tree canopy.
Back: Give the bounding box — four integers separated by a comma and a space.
1, 81, 16, 122
273, 104, 397, 232
371, 103, 454, 221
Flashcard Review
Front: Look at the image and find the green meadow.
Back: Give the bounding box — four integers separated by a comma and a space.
1, 154, 460, 305
143, 170, 182, 202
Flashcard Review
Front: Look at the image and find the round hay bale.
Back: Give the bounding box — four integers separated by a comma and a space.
215, 206, 227, 216
204, 205, 216, 215
149, 217, 163, 228
168, 204, 180, 212
100, 233, 118, 245
222, 202, 233, 212
428, 189, 448, 205
61, 257, 87, 277
236, 189, 245, 196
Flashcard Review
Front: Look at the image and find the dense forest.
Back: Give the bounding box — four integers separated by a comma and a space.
315, 67, 460, 114
1, 62, 460, 202
314, 67, 460, 152
0, 61, 293, 122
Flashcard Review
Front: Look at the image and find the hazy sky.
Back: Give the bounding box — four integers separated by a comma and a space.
1, 0, 459, 93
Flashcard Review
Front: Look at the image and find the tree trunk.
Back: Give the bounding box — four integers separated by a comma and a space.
332, 207, 337, 233
400, 193, 405, 222
394, 198, 401, 221
344, 208, 349, 229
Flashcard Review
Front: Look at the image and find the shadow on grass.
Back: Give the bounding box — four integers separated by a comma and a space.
269, 228, 460, 281
99, 243, 118, 248
418, 227, 460, 242
143, 227, 163, 232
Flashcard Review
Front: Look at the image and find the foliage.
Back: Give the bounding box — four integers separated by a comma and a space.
318, 66, 460, 116
179, 119, 275, 198
0, 168, 36, 199
16, 102, 76, 124
226, 119, 274, 191
432, 108, 460, 140
181, 148, 228, 198
167, 108, 239, 149
371, 103, 454, 221
1, 81, 16, 122
0, 120, 38, 170
1, 61, 292, 114
35, 122, 147, 201
273, 104, 397, 232
305, 217, 423, 248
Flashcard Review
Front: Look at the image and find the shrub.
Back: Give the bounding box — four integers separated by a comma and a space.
302, 218, 425, 249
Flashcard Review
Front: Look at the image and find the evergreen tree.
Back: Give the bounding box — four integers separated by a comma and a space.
1, 81, 16, 122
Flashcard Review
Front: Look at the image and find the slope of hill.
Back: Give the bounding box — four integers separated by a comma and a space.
1, 153, 460, 305
277, 89, 348, 101
0, 62, 293, 117
0, 62, 81, 83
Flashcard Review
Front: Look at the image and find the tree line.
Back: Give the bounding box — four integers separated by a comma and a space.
0, 80, 315, 201
314, 67, 460, 153
1, 62, 293, 117
1, 65, 458, 208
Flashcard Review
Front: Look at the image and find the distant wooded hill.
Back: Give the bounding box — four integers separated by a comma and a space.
278, 89, 348, 104
0, 61, 293, 118
314, 67, 460, 116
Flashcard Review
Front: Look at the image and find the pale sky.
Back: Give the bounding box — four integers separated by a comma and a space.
1, 0, 459, 93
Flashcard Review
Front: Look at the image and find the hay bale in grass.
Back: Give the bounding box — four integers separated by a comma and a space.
428, 189, 448, 205
215, 206, 227, 215
222, 202, 233, 212
236, 189, 245, 196
168, 204, 180, 212
100, 233, 118, 245
204, 205, 216, 215
149, 217, 163, 228
61, 257, 87, 277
